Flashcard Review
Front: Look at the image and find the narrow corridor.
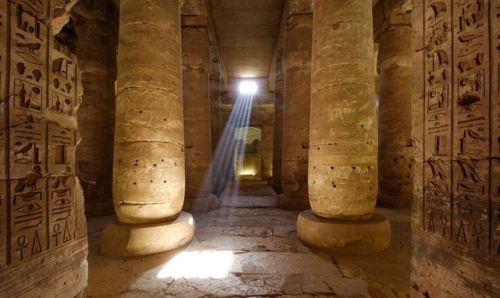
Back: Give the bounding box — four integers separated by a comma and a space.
87, 183, 410, 297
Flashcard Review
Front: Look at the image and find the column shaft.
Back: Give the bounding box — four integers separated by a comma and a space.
272, 53, 284, 193
182, 25, 213, 210
377, 26, 413, 208
281, 13, 312, 209
73, 4, 117, 217
309, 0, 377, 219
113, 0, 185, 224
102, 0, 194, 258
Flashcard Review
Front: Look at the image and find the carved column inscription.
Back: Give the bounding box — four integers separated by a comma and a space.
424, 0, 453, 239
0, 0, 7, 268
452, 0, 489, 254
423, 0, 499, 257
492, 0, 500, 257
2, 0, 79, 265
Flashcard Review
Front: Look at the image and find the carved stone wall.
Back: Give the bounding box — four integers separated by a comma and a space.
0, 0, 87, 296
412, 0, 500, 296
73, 0, 117, 217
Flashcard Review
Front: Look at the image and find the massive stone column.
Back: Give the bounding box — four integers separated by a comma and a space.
280, 1, 312, 210
297, 0, 390, 254
182, 12, 219, 213
375, 1, 413, 209
101, 0, 194, 258
73, 0, 117, 217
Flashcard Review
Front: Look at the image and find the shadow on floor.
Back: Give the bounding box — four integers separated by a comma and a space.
86, 184, 410, 297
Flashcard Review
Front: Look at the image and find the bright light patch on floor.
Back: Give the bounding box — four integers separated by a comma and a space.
238, 80, 258, 95
157, 250, 234, 279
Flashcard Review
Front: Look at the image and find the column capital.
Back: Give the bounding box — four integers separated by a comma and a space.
373, 0, 412, 41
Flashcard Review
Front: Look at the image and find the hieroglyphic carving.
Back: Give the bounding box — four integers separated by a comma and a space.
424, 0, 453, 240
2, 0, 78, 264
491, 0, 500, 257
8, 0, 48, 264
452, 0, 489, 254
423, 0, 499, 257
0, 0, 8, 267
49, 40, 76, 115
47, 122, 76, 248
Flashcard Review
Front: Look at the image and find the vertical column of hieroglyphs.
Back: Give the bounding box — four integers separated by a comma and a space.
0, 0, 7, 268
491, 0, 500, 257
8, 0, 49, 264
423, 0, 453, 239
6, 0, 78, 265
47, 0, 78, 252
452, 0, 489, 254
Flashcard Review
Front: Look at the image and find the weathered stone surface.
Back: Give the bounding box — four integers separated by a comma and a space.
272, 49, 284, 193
411, 0, 500, 296
73, 0, 117, 217
87, 186, 383, 297
309, 0, 377, 218
286, 0, 312, 15
101, 212, 195, 258
375, 0, 413, 209
182, 23, 213, 210
297, 210, 391, 254
113, 0, 185, 224
0, 0, 88, 295
280, 10, 312, 211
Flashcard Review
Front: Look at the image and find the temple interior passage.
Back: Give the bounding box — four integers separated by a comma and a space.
0, 0, 499, 297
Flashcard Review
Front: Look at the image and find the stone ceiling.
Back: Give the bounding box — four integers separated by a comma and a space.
211, 0, 284, 79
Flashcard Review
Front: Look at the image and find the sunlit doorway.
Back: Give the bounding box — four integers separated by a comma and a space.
234, 126, 262, 181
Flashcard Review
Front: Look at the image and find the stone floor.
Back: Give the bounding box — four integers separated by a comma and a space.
87, 183, 410, 297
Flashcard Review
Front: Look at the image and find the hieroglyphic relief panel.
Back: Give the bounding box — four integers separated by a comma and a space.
2, 0, 79, 265
491, 0, 500, 258
423, 0, 500, 258
46, 14, 78, 251
423, 0, 453, 240
8, 0, 49, 264
452, 0, 490, 254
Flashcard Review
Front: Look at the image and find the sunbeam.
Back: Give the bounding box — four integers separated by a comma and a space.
188, 92, 255, 211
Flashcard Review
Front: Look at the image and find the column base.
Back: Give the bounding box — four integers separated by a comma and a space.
101, 212, 195, 258
297, 210, 391, 254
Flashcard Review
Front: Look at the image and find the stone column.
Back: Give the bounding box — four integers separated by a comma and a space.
297, 0, 390, 254
272, 51, 284, 193
182, 15, 219, 213
73, 0, 117, 217
376, 4, 413, 209
101, 0, 194, 258
210, 63, 223, 156
280, 2, 312, 210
